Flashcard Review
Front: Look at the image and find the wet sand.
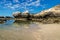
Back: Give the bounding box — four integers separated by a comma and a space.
0, 23, 60, 40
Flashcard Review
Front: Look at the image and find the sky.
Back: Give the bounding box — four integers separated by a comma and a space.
0, 0, 60, 16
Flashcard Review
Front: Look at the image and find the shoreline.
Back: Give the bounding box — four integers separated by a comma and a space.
0, 17, 60, 24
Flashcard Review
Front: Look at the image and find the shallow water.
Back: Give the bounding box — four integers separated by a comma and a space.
0, 20, 60, 40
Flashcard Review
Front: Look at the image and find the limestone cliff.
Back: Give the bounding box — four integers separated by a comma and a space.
34, 5, 60, 17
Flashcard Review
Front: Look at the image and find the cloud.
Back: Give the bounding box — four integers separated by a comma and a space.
13, 0, 19, 3
0, 0, 46, 11
17, 0, 41, 10
27, 0, 40, 6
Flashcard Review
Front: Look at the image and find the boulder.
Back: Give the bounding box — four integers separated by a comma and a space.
13, 11, 22, 18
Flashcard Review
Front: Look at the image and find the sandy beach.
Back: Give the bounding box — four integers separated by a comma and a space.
0, 23, 60, 40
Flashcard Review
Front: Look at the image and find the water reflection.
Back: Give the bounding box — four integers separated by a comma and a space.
4, 20, 15, 25
0, 20, 60, 40
0, 20, 15, 30
0, 20, 41, 40
0, 20, 41, 30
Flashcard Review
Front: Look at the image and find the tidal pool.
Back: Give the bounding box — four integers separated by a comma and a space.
0, 20, 60, 40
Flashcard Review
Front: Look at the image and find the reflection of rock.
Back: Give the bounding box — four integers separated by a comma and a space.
0, 19, 6, 24
0, 16, 6, 21
0, 21, 5, 24
0, 16, 5, 24
5, 16, 12, 18
14, 20, 31, 24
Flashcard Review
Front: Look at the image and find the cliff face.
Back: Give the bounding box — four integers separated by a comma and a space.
12, 11, 31, 18
22, 11, 29, 17
12, 5, 60, 18
12, 11, 22, 18
34, 5, 60, 17
12, 5, 60, 23
33, 5, 60, 23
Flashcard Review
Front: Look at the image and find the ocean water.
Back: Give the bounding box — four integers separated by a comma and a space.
0, 20, 60, 40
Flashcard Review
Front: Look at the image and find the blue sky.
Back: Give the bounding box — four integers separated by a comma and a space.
0, 0, 60, 16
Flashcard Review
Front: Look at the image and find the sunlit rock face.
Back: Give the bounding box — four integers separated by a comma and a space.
12, 11, 21, 18
23, 10, 29, 16
49, 5, 60, 16
22, 10, 30, 18
12, 5, 60, 18
34, 5, 60, 18
12, 11, 32, 18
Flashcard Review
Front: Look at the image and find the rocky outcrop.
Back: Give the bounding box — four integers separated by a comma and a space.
13, 11, 22, 18
34, 5, 60, 18
22, 11, 30, 18
12, 5, 60, 18
33, 5, 60, 23
0, 16, 5, 18
12, 5, 60, 23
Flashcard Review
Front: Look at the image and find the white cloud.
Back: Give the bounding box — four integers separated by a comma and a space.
30, 0, 32, 1
0, 0, 46, 11
13, 0, 19, 3
16, 0, 41, 10
29, 9, 34, 11
10, 7, 15, 9
24, 0, 40, 7
29, 0, 40, 6
13, 4, 20, 8
26, 0, 32, 2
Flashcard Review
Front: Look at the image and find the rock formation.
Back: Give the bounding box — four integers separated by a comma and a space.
13, 11, 22, 18
22, 10, 30, 18
34, 5, 60, 18
12, 5, 60, 23
33, 5, 60, 23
